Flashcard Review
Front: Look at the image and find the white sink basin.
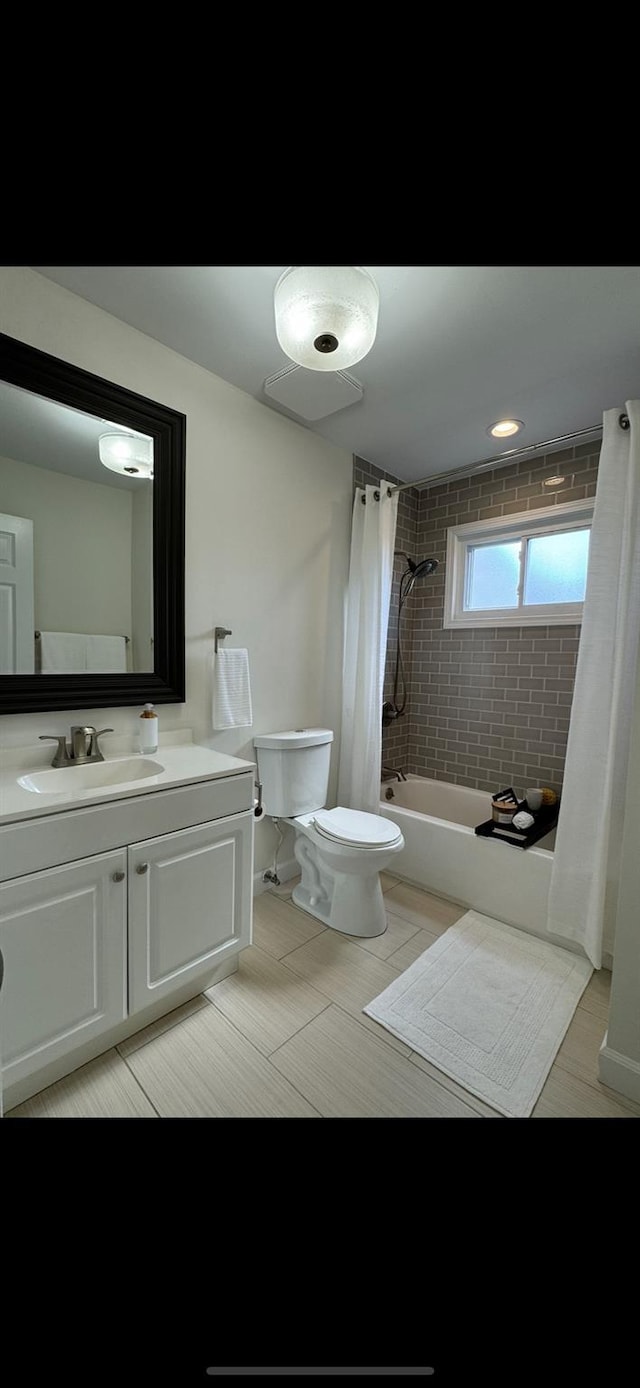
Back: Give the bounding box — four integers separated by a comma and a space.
18, 757, 165, 794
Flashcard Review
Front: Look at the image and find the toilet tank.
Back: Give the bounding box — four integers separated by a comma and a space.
253, 729, 334, 817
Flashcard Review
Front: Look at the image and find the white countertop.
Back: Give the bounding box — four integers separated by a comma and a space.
0, 740, 256, 826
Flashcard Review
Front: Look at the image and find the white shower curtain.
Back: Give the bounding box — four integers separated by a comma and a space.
547, 402, 640, 968
338, 483, 398, 813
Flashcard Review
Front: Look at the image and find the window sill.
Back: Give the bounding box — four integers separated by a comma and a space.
443, 610, 583, 630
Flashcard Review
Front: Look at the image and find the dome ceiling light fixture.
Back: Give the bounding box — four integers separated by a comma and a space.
274, 265, 379, 372
98, 432, 154, 478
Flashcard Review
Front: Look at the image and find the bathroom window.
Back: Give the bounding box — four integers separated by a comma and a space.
443, 499, 593, 628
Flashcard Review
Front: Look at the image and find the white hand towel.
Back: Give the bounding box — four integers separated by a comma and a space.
39, 631, 86, 672
85, 635, 128, 672
213, 648, 253, 729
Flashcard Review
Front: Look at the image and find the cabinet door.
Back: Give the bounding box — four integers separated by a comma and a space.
128, 812, 253, 1013
0, 851, 127, 1090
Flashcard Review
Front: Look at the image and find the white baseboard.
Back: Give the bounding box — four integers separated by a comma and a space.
253, 855, 298, 896
598, 1037, 640, 1104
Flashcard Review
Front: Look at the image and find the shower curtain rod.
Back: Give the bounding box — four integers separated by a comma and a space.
386, 415, 629, 497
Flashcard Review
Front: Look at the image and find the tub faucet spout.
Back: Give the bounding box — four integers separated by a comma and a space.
382, 765, 407, 783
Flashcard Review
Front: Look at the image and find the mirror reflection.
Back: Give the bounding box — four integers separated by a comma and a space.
0, 380, 154, 675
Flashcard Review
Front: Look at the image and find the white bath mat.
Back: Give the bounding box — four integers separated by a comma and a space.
363, 911, 593, 1118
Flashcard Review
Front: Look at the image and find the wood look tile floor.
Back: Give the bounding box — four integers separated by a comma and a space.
7, 875, 640, 1119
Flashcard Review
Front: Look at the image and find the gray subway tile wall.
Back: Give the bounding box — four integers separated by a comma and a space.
354, 443, 599, 798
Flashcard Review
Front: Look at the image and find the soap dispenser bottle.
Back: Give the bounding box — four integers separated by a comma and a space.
139, 703, 159, 754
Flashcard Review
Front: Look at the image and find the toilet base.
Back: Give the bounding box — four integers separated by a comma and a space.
292, 846, 389, 938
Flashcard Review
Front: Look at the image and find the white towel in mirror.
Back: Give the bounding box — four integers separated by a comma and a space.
213, 648, 253, 729
39, 631, 128, 673
39, 632, 86, 672
85, 635, 127, 672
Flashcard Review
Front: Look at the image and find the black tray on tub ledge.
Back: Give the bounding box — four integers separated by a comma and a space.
474, 799, 559, 850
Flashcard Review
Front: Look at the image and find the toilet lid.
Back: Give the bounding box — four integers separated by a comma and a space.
313, 806, 403, 848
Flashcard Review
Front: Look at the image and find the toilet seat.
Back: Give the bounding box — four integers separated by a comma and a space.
312, 806, 403, 849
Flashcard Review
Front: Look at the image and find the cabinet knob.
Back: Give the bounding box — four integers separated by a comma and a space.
136, 863, 149, 874
112, 871, 125, 883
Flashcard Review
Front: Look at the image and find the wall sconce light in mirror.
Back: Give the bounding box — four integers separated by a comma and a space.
99, 432, 154, 478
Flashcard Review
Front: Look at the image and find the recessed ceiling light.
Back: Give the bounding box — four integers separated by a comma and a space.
487, 419, 524, 439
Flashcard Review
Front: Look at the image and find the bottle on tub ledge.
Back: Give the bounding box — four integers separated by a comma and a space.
139, 702, 159, 754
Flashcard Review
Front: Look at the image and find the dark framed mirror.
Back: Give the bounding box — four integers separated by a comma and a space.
0, 332, 185, 713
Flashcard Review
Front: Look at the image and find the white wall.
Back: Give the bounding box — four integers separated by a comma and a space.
0, 267, 353, 872
0, 451, 133, 641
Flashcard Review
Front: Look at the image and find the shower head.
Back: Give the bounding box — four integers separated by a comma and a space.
397, 555, 439, 608
411, 557, 439, 579
394, 550, 439, 581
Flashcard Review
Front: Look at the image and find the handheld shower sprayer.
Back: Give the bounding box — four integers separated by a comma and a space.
382, 551, 439, 724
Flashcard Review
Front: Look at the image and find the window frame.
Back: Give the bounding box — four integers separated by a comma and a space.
443, 498, 594, 629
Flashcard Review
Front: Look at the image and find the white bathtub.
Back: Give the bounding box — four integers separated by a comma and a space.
380, 775, 559, 943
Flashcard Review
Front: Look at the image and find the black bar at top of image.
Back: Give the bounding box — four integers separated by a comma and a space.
206, 1371, 435, 1377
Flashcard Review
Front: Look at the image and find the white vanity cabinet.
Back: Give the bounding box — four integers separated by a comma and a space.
0, 850, 128, 1094
0, 748, 255, 1111
127, 813, 252, 1012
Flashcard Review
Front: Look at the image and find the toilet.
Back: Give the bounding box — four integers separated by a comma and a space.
253, 728, 405, 938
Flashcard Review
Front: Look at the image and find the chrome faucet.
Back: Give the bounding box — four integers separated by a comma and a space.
71, 726, 100, 763
381, 765, 408, 783
39, 726, 114, 768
